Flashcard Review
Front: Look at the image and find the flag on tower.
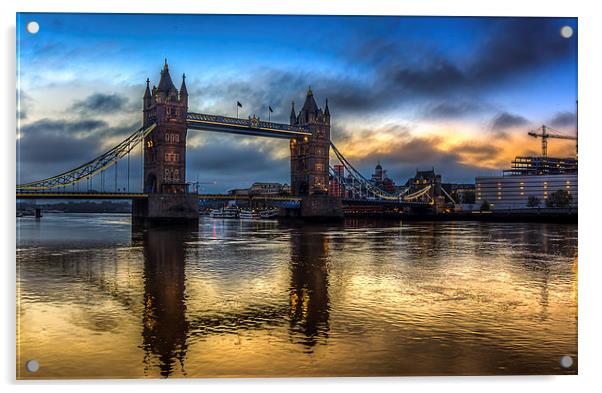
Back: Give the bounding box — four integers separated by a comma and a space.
237, 101, 243, 108
268, 106, 273, 112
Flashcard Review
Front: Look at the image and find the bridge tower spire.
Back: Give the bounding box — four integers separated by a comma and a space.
179, 73, 188, 107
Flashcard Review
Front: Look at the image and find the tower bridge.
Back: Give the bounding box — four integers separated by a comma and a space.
17, 61, 438, 223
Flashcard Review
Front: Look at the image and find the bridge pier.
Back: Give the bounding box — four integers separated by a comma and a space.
132, 194, 199, 226
281, 195, 343, 220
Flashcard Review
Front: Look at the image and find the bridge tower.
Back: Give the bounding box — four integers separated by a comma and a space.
133, 60, 198, 225
288, 88, 342, 219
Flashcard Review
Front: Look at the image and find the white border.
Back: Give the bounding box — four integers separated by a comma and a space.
3, 1, 600, 392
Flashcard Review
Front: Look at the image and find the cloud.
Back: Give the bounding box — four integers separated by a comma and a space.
423, 100, 493, 119
71, 93, 130, 114
471, 18, 574, 83
331, 124, 501, 183
548, 111, 576, 129
186, 134, 290, 191
490, 112, 529, 137
16, 118, 143, 185
183, 18, 574, 124
17, 90, 33, 120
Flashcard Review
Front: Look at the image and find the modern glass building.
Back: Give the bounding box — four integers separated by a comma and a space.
476, 156, 578, 210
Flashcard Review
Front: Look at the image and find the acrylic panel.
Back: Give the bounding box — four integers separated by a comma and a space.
16, 13, 578, 379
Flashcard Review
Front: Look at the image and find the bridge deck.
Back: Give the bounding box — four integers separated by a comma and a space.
16, 192, 149, 200
187, 112, 311, 139
17, 192, 302, 202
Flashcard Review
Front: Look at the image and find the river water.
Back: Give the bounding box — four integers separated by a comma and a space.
16, 213, 578, 378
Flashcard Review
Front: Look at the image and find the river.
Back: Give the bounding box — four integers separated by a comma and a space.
16, 213, 578, 378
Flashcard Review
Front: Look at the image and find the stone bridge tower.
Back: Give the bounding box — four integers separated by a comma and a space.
288, 88, 342, 219
133, 60, 198, 225
289, 88, 331, 196
142, 60, 189, 194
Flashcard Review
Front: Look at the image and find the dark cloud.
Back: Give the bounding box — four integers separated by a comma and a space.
491, 112, 529, 130
184, 19, 574, 123
471, 18, 575, 82
20, 118, 108, 136
423, 100, 492, 119
548, 111, 576, 129
331, 125, 500, 184
16, 118, 142, 185
342, 136, 497, 184
71, 93, 129, 114
448, 142, 501, 161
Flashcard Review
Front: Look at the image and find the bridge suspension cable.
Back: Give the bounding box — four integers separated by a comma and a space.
17, 123, 157, 191
329, 142, 421, 201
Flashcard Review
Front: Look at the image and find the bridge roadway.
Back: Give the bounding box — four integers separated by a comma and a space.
16, 192, 428, 209
186, 112, 312, 139
16, 191, 302, 202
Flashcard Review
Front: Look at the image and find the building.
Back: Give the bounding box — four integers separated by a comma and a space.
476, 156, 578, 209
227, 188, 250, 196
370, 162, 396, 193
405, 169, 442, 195
329, 164, 345, 197
228, 182, 290, 196
249, 182, 289, 195
442, 183, 476, 204
503, 156, 578, 176
371, 162, 383, 182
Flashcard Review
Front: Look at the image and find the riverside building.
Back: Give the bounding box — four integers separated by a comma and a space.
475, 156, 577, 210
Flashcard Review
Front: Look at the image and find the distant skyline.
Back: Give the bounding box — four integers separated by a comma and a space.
17, 13, 578, 192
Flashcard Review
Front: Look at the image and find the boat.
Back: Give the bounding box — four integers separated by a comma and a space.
259, 208, 279, 219
239, 209, 261, 219
209, 206, 239, 219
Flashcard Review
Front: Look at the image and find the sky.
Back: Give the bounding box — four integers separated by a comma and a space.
16, 13, 578, 192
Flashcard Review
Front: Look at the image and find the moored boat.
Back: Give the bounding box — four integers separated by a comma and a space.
209, 206, 239, 219
239, 209, 261, 219
259, 208, 279, 219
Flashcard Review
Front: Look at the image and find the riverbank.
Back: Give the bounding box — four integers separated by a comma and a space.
345, 208, 577, 224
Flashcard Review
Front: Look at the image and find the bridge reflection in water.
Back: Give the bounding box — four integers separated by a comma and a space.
138, 224, 331, 376
141, 227, 189, 377
16, 214, 577, 378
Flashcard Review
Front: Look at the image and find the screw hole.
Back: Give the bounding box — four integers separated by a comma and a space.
560, 25, 573, 39
26, 21, 40, 34
560, 355, 573, 368
26, 359, 39, 372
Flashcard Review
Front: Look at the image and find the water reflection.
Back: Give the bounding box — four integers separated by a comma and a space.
16, 215, 578, 378
288, 228, 330, 348
140, 227, 189, 377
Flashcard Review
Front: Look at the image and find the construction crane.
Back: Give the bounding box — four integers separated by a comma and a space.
528, 125, 577, 158
190, 179, 217, 194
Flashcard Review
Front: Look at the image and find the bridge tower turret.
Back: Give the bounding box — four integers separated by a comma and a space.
290, 87, 331, 196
